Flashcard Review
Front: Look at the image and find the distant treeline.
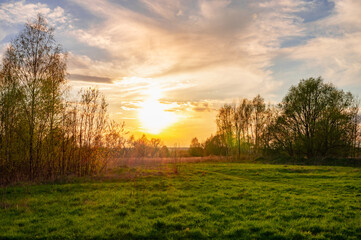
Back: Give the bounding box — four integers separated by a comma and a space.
190, 77, 360, 161
125, 134, 170, 158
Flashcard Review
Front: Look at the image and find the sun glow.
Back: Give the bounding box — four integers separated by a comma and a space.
138, 88, 178, 134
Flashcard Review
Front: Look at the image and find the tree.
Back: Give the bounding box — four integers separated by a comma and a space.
76, 87, 108, 176
215, 97, 269, 159
0, 48, 24, 181
189, 137, 204, 157
270, 77, 358, 159
235, 98, 253, 156
0, 14, 67, 180
160, 145, 169, 158
204, 134, 227, 156
252, 95, 266, 152
216, 104, 234, 157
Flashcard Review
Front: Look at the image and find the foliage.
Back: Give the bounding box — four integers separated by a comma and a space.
269, 77, 359, 159
188, 137, 204, 157
203, 134, 227, 156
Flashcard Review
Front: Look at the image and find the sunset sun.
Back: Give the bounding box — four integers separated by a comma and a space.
138, 90, 177, 134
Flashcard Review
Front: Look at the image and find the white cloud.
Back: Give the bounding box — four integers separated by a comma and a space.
328, 0, 361, 31
0, 0, 71, 26
282, 0, 361, 86
287, 33, 361, 86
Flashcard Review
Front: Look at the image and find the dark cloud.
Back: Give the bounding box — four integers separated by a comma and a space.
160, 101, 214, 113
192, 107, 210, 112
69, 73, 112, 83
192, 102, 212, 112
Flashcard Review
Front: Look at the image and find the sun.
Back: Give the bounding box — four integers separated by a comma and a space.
138, 90, 177, 134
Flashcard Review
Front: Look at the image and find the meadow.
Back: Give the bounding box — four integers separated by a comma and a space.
1, 162, 361, 239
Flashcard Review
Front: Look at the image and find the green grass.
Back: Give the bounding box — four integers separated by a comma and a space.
1, 163, 361, 239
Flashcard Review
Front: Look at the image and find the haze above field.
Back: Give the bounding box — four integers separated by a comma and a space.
1, 0, 361, 146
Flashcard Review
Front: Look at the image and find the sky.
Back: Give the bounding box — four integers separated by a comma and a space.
0, 0, 361, 146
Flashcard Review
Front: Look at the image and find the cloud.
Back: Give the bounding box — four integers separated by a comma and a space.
4, 0, 356, 101
288, 34, 361, 85
0, 0, 72, 62
326, 0, 361, 31
192, 101, 212, 112
0, 1, 71, 26
280, 0, 361, 87
66, 0, 306, 102
140, 0, 184, 20
67, 53, 125, 82
119, 102, 141, 112
69, 74, 112, 83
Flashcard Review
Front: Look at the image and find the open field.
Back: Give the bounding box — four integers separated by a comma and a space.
1, 162, 361, 239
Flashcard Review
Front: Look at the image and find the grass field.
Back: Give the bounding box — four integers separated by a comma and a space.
1, 162, 361, 239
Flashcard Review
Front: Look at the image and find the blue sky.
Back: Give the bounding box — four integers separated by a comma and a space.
0, 0, 360, 145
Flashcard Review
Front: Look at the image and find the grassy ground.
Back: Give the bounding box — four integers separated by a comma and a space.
1, 162, 361, 239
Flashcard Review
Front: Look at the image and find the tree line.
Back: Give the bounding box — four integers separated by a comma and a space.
190, 77, 360, 161
0, 15, 128, 184
1, 15, 360, 183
